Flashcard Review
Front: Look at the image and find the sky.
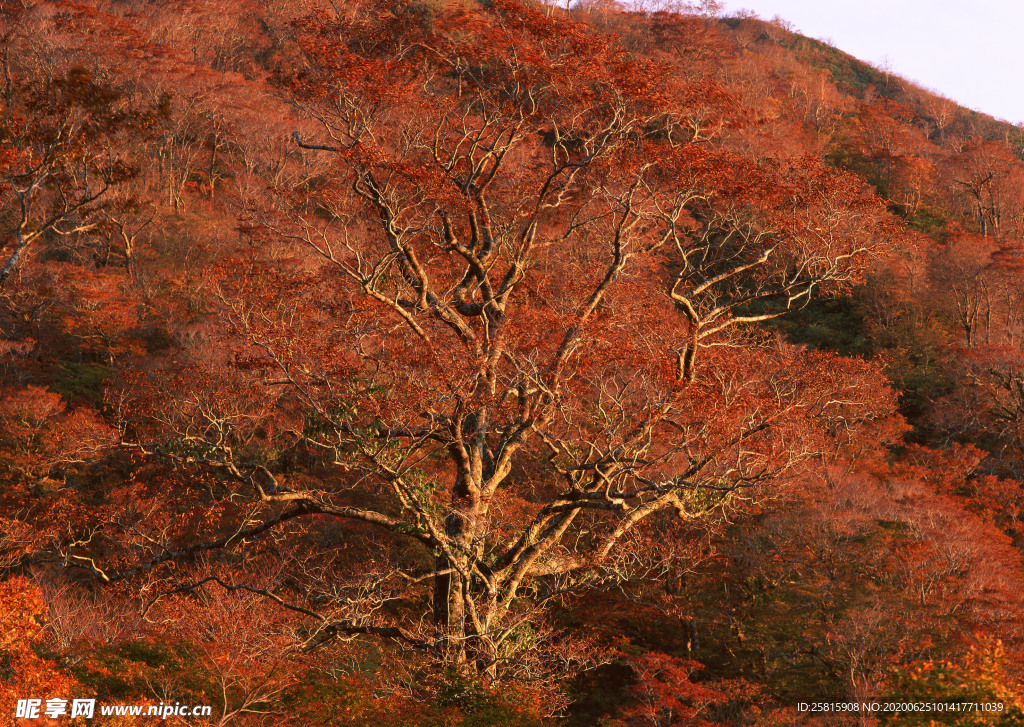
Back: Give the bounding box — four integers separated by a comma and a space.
717, 0, 1024, 125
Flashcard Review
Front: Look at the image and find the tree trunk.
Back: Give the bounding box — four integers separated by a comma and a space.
433, 510, 469, 668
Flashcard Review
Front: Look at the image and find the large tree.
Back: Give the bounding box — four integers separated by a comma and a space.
68, 0, 898, 688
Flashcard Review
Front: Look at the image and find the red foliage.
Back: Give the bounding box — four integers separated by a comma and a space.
0, 386, 112, 482
0, 577, 79, 720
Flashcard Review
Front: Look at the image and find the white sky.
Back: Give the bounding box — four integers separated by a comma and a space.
718, 0, 1024, 125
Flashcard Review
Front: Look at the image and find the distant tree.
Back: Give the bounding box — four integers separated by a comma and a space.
944, 142, 1024, 240
928, 233, 997, 348
0, 57, 135, 287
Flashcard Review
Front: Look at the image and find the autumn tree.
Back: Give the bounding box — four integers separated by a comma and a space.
928, 233, 997, 348
610, 652, 727, 727
0, 30, 137, 287
943, 141, 1024, 240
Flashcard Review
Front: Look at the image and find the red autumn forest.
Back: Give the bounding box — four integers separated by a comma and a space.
2, 0, 1024, 724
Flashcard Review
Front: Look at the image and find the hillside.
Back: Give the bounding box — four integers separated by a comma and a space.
2, 2, 1024, 725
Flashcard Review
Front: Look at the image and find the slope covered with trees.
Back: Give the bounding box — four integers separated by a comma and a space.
2, 1, 1024, 724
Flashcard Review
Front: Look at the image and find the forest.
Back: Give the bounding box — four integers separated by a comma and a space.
3, 0, 1024, 724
